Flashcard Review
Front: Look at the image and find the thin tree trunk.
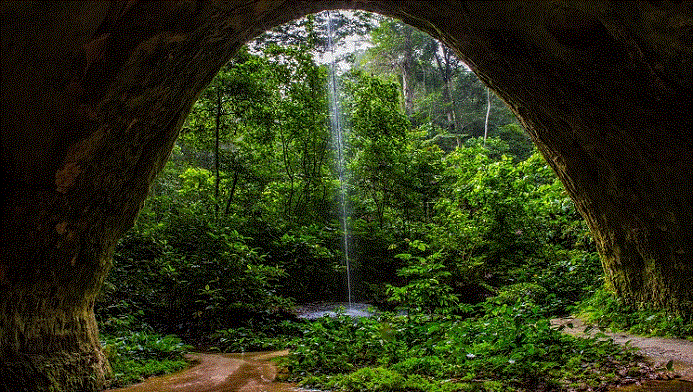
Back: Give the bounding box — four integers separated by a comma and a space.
278, 127, 295, 215
401, 27, 415, 118
224, 169, 240, 215
434, 47, 458, 131
483, 87, 490, 146
214, 89, 221, 217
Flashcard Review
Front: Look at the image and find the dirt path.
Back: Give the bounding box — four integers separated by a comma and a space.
551, 317, 693, 382
108, 351, 297, 392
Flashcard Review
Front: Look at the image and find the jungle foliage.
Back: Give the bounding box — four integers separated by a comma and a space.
284, 303, 640, 392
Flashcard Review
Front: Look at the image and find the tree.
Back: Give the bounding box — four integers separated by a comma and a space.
181, 49, 277, 217
251, 10, 376, 56
261, 17, 333, 222
345, 72, 410, 228
360, 17, 519, 141
362, 19, 426, 118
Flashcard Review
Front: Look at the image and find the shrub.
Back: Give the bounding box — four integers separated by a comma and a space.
283, 299, 640, 391
579, 288, 693, 339
101, 326, 192, 388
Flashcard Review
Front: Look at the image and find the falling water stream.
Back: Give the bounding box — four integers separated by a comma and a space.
326, 10, 352, 309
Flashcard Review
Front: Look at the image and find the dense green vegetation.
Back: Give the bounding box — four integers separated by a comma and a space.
96, 12, 690, 390
577, 289, 693, 340
284, 304, 638, 392
99, 315, 191, 388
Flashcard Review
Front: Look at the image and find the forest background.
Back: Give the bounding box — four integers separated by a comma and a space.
95, 12, 692, 391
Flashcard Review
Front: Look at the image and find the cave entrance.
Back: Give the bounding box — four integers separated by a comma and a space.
1, 2, 690, 391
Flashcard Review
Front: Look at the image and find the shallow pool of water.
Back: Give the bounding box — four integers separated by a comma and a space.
295, 302, 376, 320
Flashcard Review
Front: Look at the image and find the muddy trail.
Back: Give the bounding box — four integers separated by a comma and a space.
108, 350, 298, 392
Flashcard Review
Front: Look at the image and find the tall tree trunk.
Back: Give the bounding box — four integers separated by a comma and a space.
434, 46, 458, 131
401, 27, 415, 118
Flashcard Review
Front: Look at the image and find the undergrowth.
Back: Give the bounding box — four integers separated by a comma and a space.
272, 299, 642, 392
578, 288, 693, 340
210, 318, 306, 352
99, 314, 192, 388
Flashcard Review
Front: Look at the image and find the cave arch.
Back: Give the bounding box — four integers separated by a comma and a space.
1, 1, 691, 390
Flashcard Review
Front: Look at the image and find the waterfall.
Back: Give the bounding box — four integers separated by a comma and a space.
326, 11, 352, 309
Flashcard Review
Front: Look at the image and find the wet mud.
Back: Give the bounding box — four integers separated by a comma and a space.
108, 351, 298, 392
